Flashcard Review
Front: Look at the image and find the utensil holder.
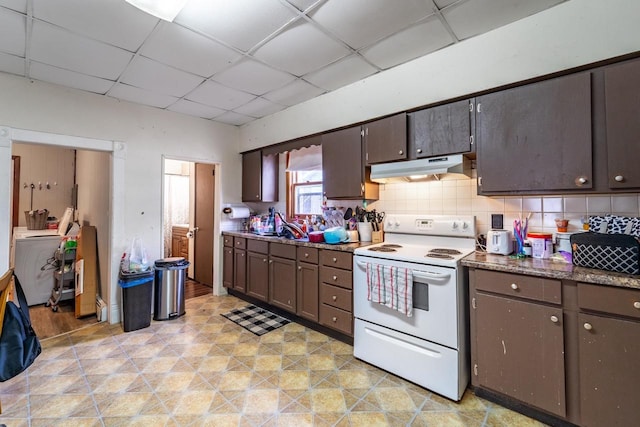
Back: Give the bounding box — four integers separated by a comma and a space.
357, 222, 372, 242
372, 231, 384, 243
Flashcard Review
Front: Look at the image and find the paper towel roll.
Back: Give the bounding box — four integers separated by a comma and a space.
228, 206, 250, 219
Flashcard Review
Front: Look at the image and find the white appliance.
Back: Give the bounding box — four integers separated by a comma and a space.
353, 214, 476, 401
487, 229, 513, 255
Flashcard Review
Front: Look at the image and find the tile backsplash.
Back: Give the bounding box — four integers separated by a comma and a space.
368, 178, 640, 237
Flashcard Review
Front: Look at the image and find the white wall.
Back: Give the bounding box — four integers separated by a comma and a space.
240, 0, 640, 150
0, 73, 242, 322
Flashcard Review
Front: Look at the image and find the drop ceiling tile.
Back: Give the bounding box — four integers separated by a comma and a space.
254, 20, 350, 76
212, 59, 295, 95
168, 99, 226, 119
140, 22, 241, 78
30, 20, 133, 80
309, 0, 435, 49
176, 0, 298, 52
263, 79, 324, 107
233, 97, 286, 118
29, 61, 115, 94
304, 54, 378, 91
0, 0, 26, 13
0, 8, 26, 56
120, 56, 205, 97
108, 83, 179, 109
186, 80, 256, 110
433, 0, 458, 8
33, 0, 158, 51
361, 17, 454, 70
214, 111, 254, 126
0, 51, 24, 75
442, 0, 565, 41
284, 0, 322, 12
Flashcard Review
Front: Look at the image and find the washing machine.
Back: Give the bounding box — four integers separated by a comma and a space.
12, 227, 63, 306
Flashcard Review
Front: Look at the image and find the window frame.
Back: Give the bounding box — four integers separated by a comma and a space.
286, 170, 323, 220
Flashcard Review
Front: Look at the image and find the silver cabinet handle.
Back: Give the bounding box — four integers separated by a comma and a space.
584, 322, 593, 331
417, 148, 422, 154
510, 283, 518, 290
634, 301, 640, 309
332, 275, 338, 281
298, 266, 302, 270
269, 260, 273, 264
332, 316, 337, 322
256, 195, 260, 199
263, 258, 267, 262
399, 150, 404, 155
304, 253, 309, 258
575, 176, 588, 186
332, 295, 337, 301
615, 175, 624, 182
332, 257, 337, 263
550, 315, 559, 323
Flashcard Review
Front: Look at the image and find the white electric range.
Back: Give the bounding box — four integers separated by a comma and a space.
353, 214, 476, 401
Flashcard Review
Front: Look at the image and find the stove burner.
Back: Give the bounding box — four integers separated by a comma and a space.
368, 247, 397, 252
425, 253, 455, 260
380, 244, 403, 248
429, 248, 462, 255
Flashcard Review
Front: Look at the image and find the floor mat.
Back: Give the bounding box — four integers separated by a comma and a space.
221, 304, 290, 336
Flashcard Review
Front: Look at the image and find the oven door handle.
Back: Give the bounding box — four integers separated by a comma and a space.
355, 261, 451, 282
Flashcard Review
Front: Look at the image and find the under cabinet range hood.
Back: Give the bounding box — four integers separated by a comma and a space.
370, 154, 472, 183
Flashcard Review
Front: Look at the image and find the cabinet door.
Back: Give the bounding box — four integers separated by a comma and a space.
604, 59, 640, 189
578, 313, 640, 427
297, 262, 318, 322
247, 251, 269, 301
269, 256, 296, 313
233, 249, 246, 293
408, 100, 473, 159
242, 150, 262, 202
322, 126, 365, 199
364, 113, 407, 165
223, 247, 233, 288
476, 73, 592, 193
475, 292, 566, 417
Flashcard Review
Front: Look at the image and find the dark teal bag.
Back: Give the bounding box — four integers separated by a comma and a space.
0, 274, 41, 382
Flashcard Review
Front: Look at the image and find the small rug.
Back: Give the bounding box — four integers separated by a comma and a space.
221, 304, 290, 336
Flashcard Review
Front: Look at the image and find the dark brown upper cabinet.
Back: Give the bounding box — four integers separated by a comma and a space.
604, 58, 640, 190
408, 99, 474, 159
241, 150, 278, 202
476, 72, 592, 194
322, 126, 378, 200
363, 113, 407, 165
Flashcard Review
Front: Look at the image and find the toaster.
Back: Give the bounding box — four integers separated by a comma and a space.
487, 230, 513, 255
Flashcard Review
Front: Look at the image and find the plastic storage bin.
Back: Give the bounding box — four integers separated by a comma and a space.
153, 257, 189, 321
118, 269, 153, 332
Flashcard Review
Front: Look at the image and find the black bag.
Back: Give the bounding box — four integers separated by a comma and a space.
571, 232, 640, 275
0, 274, 42, 382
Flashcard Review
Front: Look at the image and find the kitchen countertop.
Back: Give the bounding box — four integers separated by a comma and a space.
222, 231, 373, 253
462, 251, 640, 290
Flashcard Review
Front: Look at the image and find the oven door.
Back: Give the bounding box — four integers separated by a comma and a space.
353, 255, 461, 349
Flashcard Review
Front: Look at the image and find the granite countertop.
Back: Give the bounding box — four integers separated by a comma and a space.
222, 231, 373, 253
462, 251, 640, 290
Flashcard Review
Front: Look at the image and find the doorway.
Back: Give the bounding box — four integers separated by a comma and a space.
162, 158, 215, 298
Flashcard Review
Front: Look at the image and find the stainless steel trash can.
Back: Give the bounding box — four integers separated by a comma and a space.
153, 257, 189, 320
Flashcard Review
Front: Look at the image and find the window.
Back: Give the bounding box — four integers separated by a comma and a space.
289, 170, 323, 218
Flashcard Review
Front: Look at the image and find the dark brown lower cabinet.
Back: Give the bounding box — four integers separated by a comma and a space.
247, 251, 269, 301
297, 262, 318, 322
233, 248, 246, 293
223, 246, 233, 288
269, 255, 296, 313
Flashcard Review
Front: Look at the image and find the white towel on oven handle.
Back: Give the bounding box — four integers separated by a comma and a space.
366, 262, 413, 317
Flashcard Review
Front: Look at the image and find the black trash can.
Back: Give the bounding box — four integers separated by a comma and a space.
118, 269, 154, 332
153, 257, 189, 321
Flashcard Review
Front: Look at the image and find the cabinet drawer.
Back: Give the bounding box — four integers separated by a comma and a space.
270, 243, 296, 259
474, 269, 561, 304
233, 237, 246, 250
320, 250, 353, 270
578, 282, 640, 320
320, 283, 352, 312
319, 303, 353, 336
223, 235, 233, 247
320, 266, 353, 289
297, 247, 319, 264
247, 239, 268, 254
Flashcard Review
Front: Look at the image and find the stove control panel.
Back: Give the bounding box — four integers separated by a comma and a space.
384, 214, 476, 237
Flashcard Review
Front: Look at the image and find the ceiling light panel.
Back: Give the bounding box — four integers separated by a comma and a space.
304, 55, 378, 91
109, 83, 179, 109
0, 0, 26, 13
120, 56, 205, 97
167, 99, 226, 119
30, 21, 133, 80
442, 0, 565, 40
263, 79, 324, 106
29, 61, 115, 94
310, 0, 435, 49
186, 80, 256, 110
212, 59, 296, 95
140, 22, 241, 78
361, 18, 454, 70
0, 51, 25, 76
233, 97, 286, 118
254, 20, 350, 76
0, 8, 26, 56
33, 0, 158, 52
176, 0, 298, 52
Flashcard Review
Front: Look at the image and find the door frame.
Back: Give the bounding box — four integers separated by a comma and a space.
161, 155, 222, 294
